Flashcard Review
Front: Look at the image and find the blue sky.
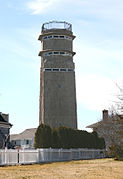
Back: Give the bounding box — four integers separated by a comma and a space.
0, 0, 123, 134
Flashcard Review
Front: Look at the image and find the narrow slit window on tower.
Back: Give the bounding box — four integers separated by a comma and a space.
53, 35, 58, 38
60, 35, 65, 38
43, 53, 47, 56
54, 52, 59, 55
48, 52, 53, 55
48, 35, 52, 39
60, 68, 66, 72
45, 68, 52, 71
68, 69, 73, 72
60, 52, 65, 54
43, 36, 47, 40
53, 68, 59, 71
65, 52, 72, 56
65, 36, 72, 40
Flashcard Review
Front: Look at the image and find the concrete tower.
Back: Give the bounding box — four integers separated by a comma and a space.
38, 21, 77, 129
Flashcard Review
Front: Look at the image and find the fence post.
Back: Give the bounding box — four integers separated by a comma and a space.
23, 149, 25, 164
5, 148, 7, 165
37, 149, 39, 163
17, 149, 19, 164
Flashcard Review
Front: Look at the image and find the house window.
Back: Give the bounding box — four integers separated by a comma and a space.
26, 140, 29, 145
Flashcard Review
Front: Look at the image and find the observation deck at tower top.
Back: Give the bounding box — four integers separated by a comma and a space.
42, 21, 72, 32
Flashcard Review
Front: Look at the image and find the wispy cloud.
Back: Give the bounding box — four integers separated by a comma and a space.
26, 0, 58, 14
25, 0, 123, 22
76, 74, 119, 111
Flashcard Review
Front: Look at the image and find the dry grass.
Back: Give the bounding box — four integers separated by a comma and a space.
0, 159, 123, 179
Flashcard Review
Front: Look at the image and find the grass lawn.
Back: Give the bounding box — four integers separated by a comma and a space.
0, 158, 122, 179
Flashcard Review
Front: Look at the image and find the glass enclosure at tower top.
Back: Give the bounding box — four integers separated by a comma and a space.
42, 21, 72, 32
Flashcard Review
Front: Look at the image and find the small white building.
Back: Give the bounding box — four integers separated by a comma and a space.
10, 128, 37, 149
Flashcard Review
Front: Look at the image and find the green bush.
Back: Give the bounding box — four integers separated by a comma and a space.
34, 124, 52, 148
35, 125, 105, 149
51, 128, 60, 148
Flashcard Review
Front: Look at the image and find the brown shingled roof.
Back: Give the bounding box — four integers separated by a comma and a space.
86, 121, 102, 128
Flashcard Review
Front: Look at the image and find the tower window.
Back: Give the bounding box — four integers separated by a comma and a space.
60, 69, 66, 72
48, 52, 53, 55
43, 36, 47, 40
60, 35, 64, 38
68, 69, 73, 72
53, 35, 58, 38
42, 35, 72, 41
53, 69, 59, 71
60, 52, 65, 54
54, 52, 59, 54
44, 68, 52, 71
48, 36, 52, 39
43, 51, 72, 57
43, 68, 74, 72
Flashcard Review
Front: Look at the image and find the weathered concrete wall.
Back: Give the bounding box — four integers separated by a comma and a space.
43, 56, 74, 69
43, 39, 72, 51
43, 71, 77, 128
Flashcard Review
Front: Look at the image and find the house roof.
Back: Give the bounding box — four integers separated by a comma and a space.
10, 128, 37, 141
0, 114, 6, 122
86, 114, 123, 129
86, 121, 102, 128
0, 114, 12, 128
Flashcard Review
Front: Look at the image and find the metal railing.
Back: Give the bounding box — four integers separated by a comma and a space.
42, 21, 72, 31
0, 148, 105, 166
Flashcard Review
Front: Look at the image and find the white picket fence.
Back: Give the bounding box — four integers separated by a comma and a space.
0, 148, 105, 166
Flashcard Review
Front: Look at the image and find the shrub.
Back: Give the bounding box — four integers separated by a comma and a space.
34, 124, 52, 148
51, 128, 60, 148
35, 125, 105, 149
109, 145, 123, 160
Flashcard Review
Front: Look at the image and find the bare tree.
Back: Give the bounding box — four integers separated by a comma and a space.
115, 84, 123, 115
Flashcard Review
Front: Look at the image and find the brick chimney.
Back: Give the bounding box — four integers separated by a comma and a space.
102, 109, 108, 121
